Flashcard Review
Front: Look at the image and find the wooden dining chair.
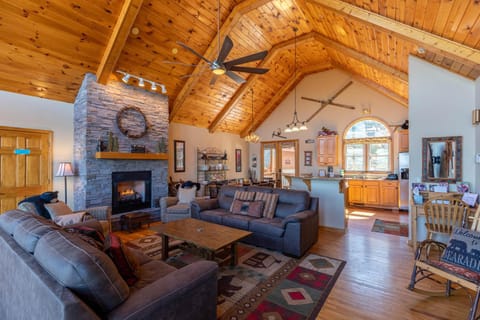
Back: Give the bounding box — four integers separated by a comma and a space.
408, 205, 480, 320
423, 197, 468, 241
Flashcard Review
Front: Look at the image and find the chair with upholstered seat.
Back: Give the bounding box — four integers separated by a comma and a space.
160, 181, 201, 222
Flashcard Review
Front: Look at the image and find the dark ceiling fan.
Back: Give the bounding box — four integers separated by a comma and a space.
173, 0, 268, 85
176, 35, 269, 85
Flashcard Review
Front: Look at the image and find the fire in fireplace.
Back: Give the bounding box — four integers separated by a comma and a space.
112, 171, 152, 214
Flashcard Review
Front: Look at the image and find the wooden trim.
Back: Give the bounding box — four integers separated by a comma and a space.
96, 0, 144, 84
95, 152, 167, 160
308, 0, 480, 67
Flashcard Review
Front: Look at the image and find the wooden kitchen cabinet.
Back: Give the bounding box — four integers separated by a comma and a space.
347, 180, 379, 205
380, 180, 399, 207
348, 179, 398, 209
398, 130, 409, 152
317, 135, 338, 165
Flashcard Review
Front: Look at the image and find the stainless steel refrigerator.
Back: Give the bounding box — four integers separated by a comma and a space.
399, 152, 409, 210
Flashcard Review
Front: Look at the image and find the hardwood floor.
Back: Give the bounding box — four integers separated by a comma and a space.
115, 208, 472, 320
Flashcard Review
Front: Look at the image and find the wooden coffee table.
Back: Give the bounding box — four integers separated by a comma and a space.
158, 218, 252, 266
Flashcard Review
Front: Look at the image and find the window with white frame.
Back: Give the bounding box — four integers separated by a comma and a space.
343, 118, 392, 172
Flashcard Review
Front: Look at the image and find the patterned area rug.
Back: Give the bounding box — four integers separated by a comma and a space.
371, 219, 408, 237
126, 235, 346, 319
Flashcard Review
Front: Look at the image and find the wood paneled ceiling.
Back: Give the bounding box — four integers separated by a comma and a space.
2, 0, 480, 136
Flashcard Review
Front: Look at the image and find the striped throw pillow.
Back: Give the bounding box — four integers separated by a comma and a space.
255, 192, 279, 219
229, 190, 256, 212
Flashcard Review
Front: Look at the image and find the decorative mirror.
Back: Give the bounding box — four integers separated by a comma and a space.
422, 136, 462, 183
116, 106, 148, 139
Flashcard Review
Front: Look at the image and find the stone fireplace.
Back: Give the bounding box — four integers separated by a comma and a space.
112, 171, 152, 214
73, 73, 168, 217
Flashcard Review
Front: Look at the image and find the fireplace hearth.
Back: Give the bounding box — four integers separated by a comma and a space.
112, 171, 152, 214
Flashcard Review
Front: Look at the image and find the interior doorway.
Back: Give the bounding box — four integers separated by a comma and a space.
260, 140, 298, 188
0, 126, 53, 211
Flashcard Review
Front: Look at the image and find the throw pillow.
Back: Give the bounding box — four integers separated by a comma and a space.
177, 187, 197, 204
44, 201, 73, 219
53, 212, 86, 227
255, 192, 279, 219
230, 199, 264, 218
105, 233, 138, 286
441, 227, 480, 273
229, 190, 256, 212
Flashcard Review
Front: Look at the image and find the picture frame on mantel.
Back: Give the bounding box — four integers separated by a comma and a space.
174, 140, 185, 172
235, 149, 242, 172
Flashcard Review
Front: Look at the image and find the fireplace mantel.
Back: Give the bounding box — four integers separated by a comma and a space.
95, 152, 168, 160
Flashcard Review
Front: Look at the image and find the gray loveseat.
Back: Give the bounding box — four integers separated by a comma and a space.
0, 210, 218, 320
192, 185, 319, 257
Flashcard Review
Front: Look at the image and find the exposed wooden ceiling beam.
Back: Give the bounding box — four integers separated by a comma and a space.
96, 0, 143, 84
346, 71, 408, 107
170, 0, 272, 121
313, 32, 408, 83
240, 63, 332, 137
208, 33, 318, 133
307, 0, 480, 67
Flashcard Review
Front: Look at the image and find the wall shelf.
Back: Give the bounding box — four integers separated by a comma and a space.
95, 152, 168, 160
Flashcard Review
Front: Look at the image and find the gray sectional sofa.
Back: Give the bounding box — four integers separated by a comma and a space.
0, 210, 218, 320
192, 185, 319, 257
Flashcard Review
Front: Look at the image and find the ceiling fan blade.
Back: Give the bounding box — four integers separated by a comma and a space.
224, 50, 268, 67
226, 71, 246, 84
228, 66, 269, 74
328, 102, 356, 110
216, 36, 233, 64
162, 60, 198, 67
210, 75, 218, 86
176, 41, 212, 65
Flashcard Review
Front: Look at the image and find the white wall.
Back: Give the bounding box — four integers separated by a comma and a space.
250, 69, 408, 178
475, 77, 480, 194
168, 122, 249, 182
409, 56, 477, 192
0, 90, 74, 202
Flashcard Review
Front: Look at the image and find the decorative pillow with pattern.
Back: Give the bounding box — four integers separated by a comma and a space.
441, 227, 480, 273
105, 233, 138, 286
255, 192, 279, 219
53, 212, 86, 226
229, 190, 256, 212
230, 199, 264, 218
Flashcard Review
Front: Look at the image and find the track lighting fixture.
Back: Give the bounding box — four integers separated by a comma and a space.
116, 70, 167, 94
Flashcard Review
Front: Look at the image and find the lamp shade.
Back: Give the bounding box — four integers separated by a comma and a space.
55, 162, 74, 177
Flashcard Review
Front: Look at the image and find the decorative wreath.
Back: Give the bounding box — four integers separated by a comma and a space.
116, 106, 148, 139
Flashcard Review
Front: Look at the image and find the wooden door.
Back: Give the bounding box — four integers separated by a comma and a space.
261, 140, 298, 188
317, 135, 338, 165
0, 126, 53, 212
380, 181, 399, 208
398, 130, 409, 152
363, 181, 380, 205
348, 180, 363, 204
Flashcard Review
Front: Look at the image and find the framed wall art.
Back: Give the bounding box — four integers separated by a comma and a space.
235, 149, 242, 172
304, 151, 312, 166
174, 140, 185, 172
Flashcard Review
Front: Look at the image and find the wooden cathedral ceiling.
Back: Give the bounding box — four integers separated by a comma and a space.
2, 0, 480, 136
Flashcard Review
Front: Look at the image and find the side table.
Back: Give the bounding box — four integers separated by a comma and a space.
120, 212, 151, 232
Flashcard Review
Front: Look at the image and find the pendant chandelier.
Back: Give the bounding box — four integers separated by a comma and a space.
244, 88, 260, 143
285, 28, 307, 133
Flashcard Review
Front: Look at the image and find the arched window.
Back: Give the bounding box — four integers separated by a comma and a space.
343, 118, 392, 172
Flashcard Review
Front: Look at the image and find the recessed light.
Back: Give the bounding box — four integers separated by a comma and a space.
172, 48, 178, 55
131, 27, 140, 35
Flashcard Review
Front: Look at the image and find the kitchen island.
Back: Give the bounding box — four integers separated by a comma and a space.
286, 176, 347, 230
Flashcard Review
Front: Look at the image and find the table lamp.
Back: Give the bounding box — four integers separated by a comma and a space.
55, 162, 74, 204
